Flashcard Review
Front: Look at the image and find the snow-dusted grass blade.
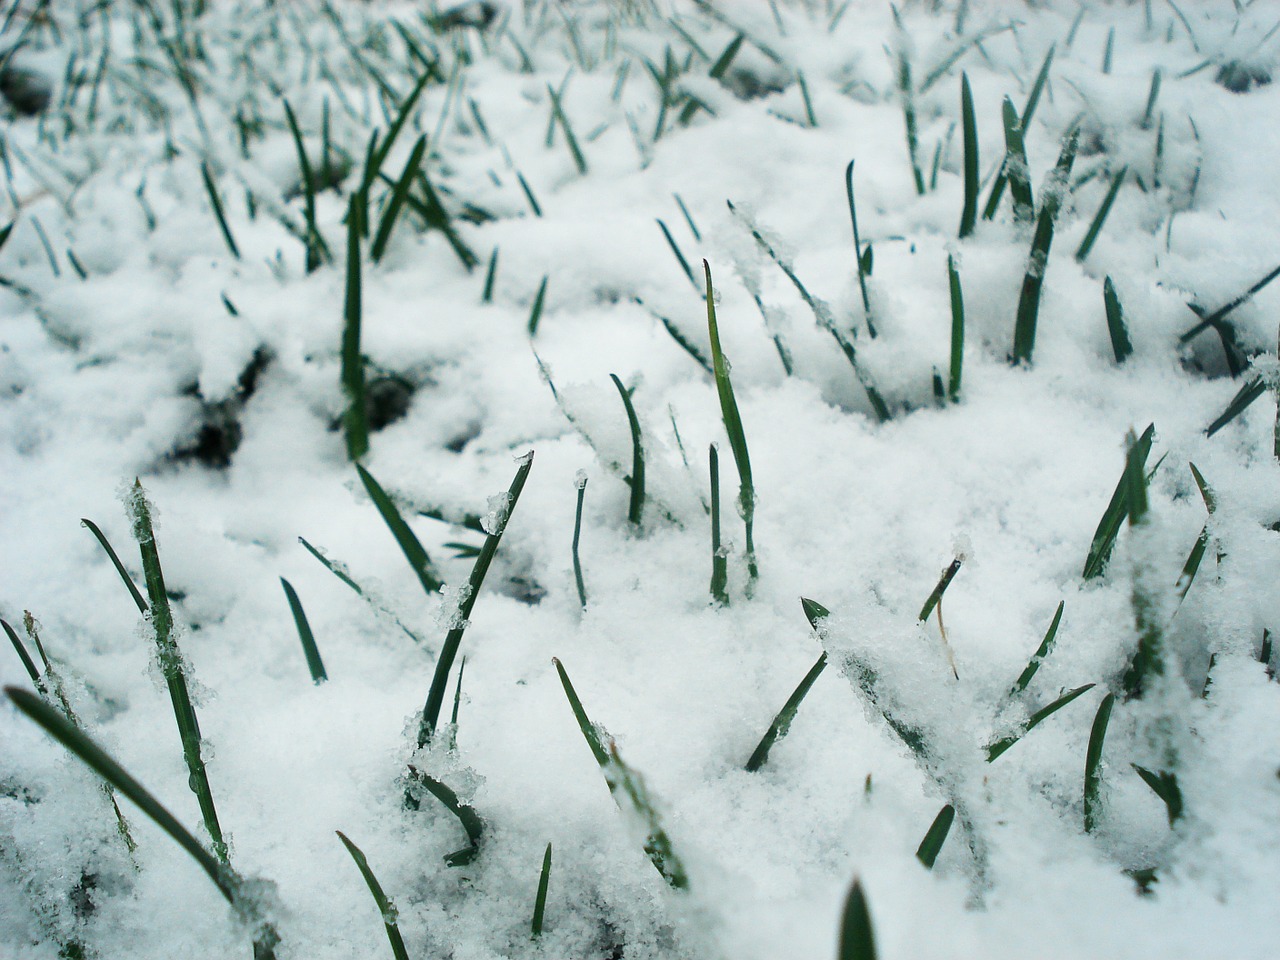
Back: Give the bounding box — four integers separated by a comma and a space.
1082, 423, 1154, 580
343, 197, 369, 462
371, 134, 427, 263
531, 842, 552, 938
894, 40, 925, 196
1008, 601, 1064, 697
985, 683, 1095, 762
3, 618, 43, 690
552, 657, 689, 889
919, 557, 962, 622
482, 246, 498, 302
81, 518, 147, 614
1131, 765, 1182, 825
417, 452, 534, 747
1141, 69, 1162, 130
405, 765, 484, 865
4, 687, 280, 959
958, 73, 978, 239
126, 480, 227, 863
200, 162, 239, 260
283, 100, 327, 273
357, 464, 443, 597
844, 160, 876, 337
995, 98, 1033, 223
1103, 277, 1133, 364
1173, 464, 1215, 604
1076, 167, 1127, 263
656, 219, 699, 292
915, 803, 955, 869
547, 83, 587, 174
1121, 429, 1164, 702
1084, 692, 1114, 833
1011, 127, 1078, 366
527, 276, 548, 335
335, 831, 410, 960
709, 444, 728, 605
572, 474, 588, 609
1205, 375, 1265, 437
610, 374, 645, 527
947, 254, 964, 402
280, 578, 326, 684
1180, 263, 1280, 346
704, 260, 757, 586
839, 878, 877, 960
744, 652, 827, 772
516, 171, 542, 217
983, 45, 1054, 219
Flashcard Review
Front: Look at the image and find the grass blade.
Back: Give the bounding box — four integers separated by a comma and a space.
280, 578, 327, 684
527, 276, 548, 335
839, 878, 877, 960
1075, 166, 1128, 263
404, 766, 484, 865
516, 171, 542, 217
1205, 375, 1266, 437
844, 160, 876, 337
958, 73, 978, 239
704, 261, 757, 586
572, 473, 588, 609
1122, 429, 1162, 701
283, 100, 327, 272
1082, 423, 1154, 580
371, 134, 428, 263
418, 453, 534, 746
335, 831, 410, 960
482, 247, 499, 302
1131, 765, 1182, 825
356, 464, 443, 597
1011, 127, 1079, 365
709, 445, 728, 604
200, 162, 240, 260
983, 46, 1055, 219
343, 196, 369, 462
985, 683, 1095, 761
1103, 277, 1133, 364
998, 98, 1034, 223
918, 557, 962, 622
81, 518, 148, 614
610, 374, 645, 527
709, 33, 744, 81
547, 83, 587, 175
895, 44, 925, 196
1180, 263, 1280, 345
1009, 601, 1065, 697
297, 537, 423, 644
744, 652, 827, 771
1084, 692, 1115, 833
531, 842, 552, 938
657, 219, 700, 292
364, 69, 435, 199
3, 618, 43, 690
1173, 465, 1215, 604
947, 254, 964, 402
915, 804, 955, 869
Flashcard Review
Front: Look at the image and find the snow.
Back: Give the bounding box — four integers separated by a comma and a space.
3, 1, 1280, 958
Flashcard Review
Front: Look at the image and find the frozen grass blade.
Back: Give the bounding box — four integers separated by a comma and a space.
839, 878, 877, 960
547, 83, 587, 175
919, 557, 962, 622
985, 683, 1095, 761
126, 480, 227, 864
280, 578, 327, 684
298, 536, 422, 645
709, 444, 728, 604
200, 162, 239, 260
371, 134, 428, 263
844, 160, 876, 337
81, 518, 147, 614
482, 247, 498, 302
958, 73, 978, 239
1009, 601, 1065, 697
552, 657, 689, 889
527, 276, 548, 335
652, 308, 712, 374
657, 219, 700, 292
1103, 277, 1133, 364
1084, 692, 1114, 833
1076, 167, 1128, 263
418, 452, 534, 747
516, 171, 542, 217
531, 842, 552, 938
357, 464, 444, 597
343, 197, 369, 462
947, 254, 964, 402
894, 40, 925, 196
404, 766, 484, 865
363, 69, 434, 206
1011, 127, 1079, 366
610, 374, 645, 527
4, 687, 280, 959
983, 46, 1054, 220
915, 804, 955, 869
3, 618, 43, 690
1180, 263, 1280, 346
1122, 429, 1162, 701
744, 652, 827, 772
1205, 376, 1265, 437
1083, 423, 1154, 580
996, 98, 1034, 223
572, 473, 588, 609
704, 260, 757, 586
1131, 765, 1182, 825
335, 831, 410, 960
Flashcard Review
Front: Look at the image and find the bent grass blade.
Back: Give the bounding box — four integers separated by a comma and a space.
280, 578, 327, 683
985, 683, 1095, 762
336, 831, 411, 960
81, 518, 147, 614
1084, 692, 1115, 833
610, 374, 645, 527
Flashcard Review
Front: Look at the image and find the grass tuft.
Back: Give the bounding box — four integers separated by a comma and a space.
335, 831, 411, 960
280, 578, 327, 684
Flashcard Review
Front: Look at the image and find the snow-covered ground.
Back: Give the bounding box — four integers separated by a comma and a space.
2, 1, 1279, 957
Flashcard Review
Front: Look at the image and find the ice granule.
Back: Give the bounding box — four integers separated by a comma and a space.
1250, 353, 1280, 389
435, 582, 474, 631
118, 478, 157, 544
482, 492, 511, 534
574, 469, 588, 489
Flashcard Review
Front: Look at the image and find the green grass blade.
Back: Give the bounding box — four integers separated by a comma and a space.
552, 657, 609, 766
527, 276, 548, 335
958, 73, 978, 239
802, 597, 830, 632
1131, 765, 1182, 825
1076, 167, 1127, 262
404, 767, 484, 865
1101, 26, 1115, 74
919, 23, 1013, 94
1084, 693, 1115, 832
280, 578, 327, 684
357, 464, 443, 597
335, 831, 411, 960
674, 193, 702, 241
895, 45, 925, 196
609, 374, 645, 527
744, 652, 827, 771
845, 160, 876, 337
1082, 423, 1154, 579
547, 83, 587, 175
656, 219, 700, 292
1180, 263, 1280, 344
915, 803, 955, 869
126, 480, 227, 863
985, 683, 1094, 761
983, 46, 1055, 218
1103, 277, 1133, 363
919, 557, 963, 622
709, 445, 728, 605
81, 518, 148, 614
1000, 98, 1034, 223
371, 134, 428, 263
704, 261, 757, 585
1011, 127, 1078, 365
200, 162, 240, 260
655, 311, 713, 374
516, 171, 542, 217
365, 68, 434, 191
283, 100, 327, 273
572, 474, 588, 609
418, 453, 534, 746
3, 618, 44, 690
343, 196, 369, 462
482, 247, 499, 302
709, 33, 744, 81
1009, 601, 1065, 697
531, 842, 552, 938
0, 220, 13, 252
1205, 375, 1266, 437
947, 255, 964, 402
1189, 462, 1216, 512
797, 71, 817, 127
839, 878, 878, 960
1174, 466, 1214, 604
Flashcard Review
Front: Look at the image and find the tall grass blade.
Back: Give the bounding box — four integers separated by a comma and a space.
200, 162, 240, 260
4, 687, 280, 959
531, 842, 552, 937
343, 197, 369, 461
709, 445, 728, 604
404, 766, 484, 865
357, 464, 443, 596
81, 518, 148, 614
744, 652, 827, 771
704, 261, 757, 586
844, 160, 877, 337
335, 831, 411, 960
1205, 376, 1266, 437
364, 69, 434, 199
283, 100, 327, 272
1084, 692, 1115, 832
527, 276, 548, 335
657, 219, 700, 292
610, 374, 645, 527
985, 683, 1095, 761
1082, 423, 1154, 579
915, 804, 955, 868
839, 878, 877, 960
418, 453, 534, 746
1103, 277, 1133, 363
1009, 601, 1065, 697
1076, 167, 1128, 262
1131, 765, 1182, 825
947, 254, 964, 402
958, 73, 978, 239
280, 578, 327, 684
371, 134, 428, 262
572, 474, 588, 609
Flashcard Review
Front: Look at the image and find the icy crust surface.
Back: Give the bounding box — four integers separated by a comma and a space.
2, 1, 1280, 959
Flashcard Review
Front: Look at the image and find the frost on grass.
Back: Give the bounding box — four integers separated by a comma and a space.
118, 478, 158, 544
482, 491, 512, 535
435, 582, 473, 632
